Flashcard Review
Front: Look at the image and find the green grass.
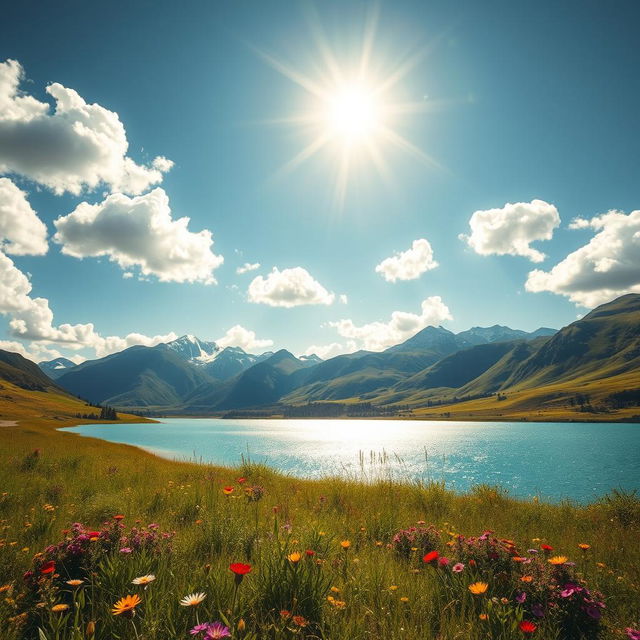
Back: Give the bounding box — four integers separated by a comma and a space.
0, 381, 639, 639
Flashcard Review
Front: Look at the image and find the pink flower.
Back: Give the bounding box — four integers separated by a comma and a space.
452, 562, 465, 572
438, 557, 450, 567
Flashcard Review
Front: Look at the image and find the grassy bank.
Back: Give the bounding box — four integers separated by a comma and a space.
0, 383, 639, 639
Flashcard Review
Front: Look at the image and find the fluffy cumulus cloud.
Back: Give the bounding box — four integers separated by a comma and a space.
236, 262, 260, 275
248, 267, 335, 307
0, 59, 172, 195
0, 339, 84, 364
460, 199, 560, 263
53, 188, 223, 284
525, 209, 640, 307
216, 324, 274, 352
0, 250, 177, 358
0, 178, 48, 255
329, 296, 452, 352
375, 238, 438, 282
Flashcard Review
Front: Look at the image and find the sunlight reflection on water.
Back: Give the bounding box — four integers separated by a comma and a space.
62, 418, 640, 503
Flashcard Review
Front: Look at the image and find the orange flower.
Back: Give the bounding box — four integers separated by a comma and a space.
479, 613, 488, 621
578, 543, 590, 551
112, 594, 141, 616
340, 540, 351, 550
113, 515, 125, 521
548, 555, 568, 565
51, 604, 69, 612
66, 579, 84, 587
222, 486, 234, 495
288, 552, 302, 563
520, 575, 533, 583
468, 582, 489, 595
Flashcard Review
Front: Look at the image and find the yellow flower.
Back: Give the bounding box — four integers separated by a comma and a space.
400, 596, 409, 603
388, 585, 398, 591
66, 579, 84, 587
340, 540, 351, 550
548, 556, 568, 565
330, 586, 340, 593
132, 574, 156, 585
468, 582, 489, 595
51, 604, 69, 612
578, 543, 590, 551
287, 552, 302, 563
179, 592, 206, 607
112, 594, 141, 616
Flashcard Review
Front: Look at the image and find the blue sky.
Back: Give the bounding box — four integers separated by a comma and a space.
1, 0, 639, 362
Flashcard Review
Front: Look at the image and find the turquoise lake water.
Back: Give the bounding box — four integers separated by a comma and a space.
62, 418, 640, 503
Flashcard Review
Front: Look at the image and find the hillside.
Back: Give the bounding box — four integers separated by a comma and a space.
0, 349, 65, 393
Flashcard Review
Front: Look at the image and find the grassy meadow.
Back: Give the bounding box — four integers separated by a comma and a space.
0, 381, 639, 639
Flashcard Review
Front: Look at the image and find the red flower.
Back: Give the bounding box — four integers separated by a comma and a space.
540, 544, 553, 552
519, 620, 537, 634
230, 562, 252, 578
423, 551, 439, 564
237, 477, 246, 484
87, 531, 101, 538
305, 549, 316, 557
113, 515, 125, 521
40, 561, 55, 575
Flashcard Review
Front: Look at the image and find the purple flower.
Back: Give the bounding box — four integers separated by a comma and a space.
584, 604, 602, 620
516, 591, 527, 603
531, 603, 545, 618
205, 622, 231, 639
625, 629, 640, 640
191, 623, 211, 635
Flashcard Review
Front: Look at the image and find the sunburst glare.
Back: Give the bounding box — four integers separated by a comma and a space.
255, 7, 440, 206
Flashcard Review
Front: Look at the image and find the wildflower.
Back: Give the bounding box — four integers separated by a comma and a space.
113, 515, 125, 521
229, 562, 251, 585
86, 621, 95, 636
340, 540, 351, 550
119, 547, 132, 554
222, 487, 234, 495
521, 575, 533, 583
237, 618, 246, 632
330, 586, 340, 593
288, 552, 302, 563
548, 556, 568, 565
438, 556, 450, 567
66, 579, 84, 587
112, 594, 141, 617
578, 543, 590, 551
0, 585, 12, 593
292, 615, 308, 627
305, 549, 316, 557
388, 585, 398, 591
479, 613, 488, 621
423, 550, 439, 564
531, 603, 545, 618
51, 604, 69, 612
625, 629, 640, 640
132, 574, 156, 585
400, 596, 409, 603
204, 622, 231, 638
191, 623, 212, 635
516, 591, 527, 603
540, 544, 553, 552
584, 603, 603, 620
468, 582, 489, 595
237, 477, 246, 484
180, 592, 206, 607
452, 562, 465, 572
519, 620, 537, 634
40, 561, 55, 575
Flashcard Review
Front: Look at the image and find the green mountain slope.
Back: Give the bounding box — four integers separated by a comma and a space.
0, 349, 64, 392
57, 344, 214, 407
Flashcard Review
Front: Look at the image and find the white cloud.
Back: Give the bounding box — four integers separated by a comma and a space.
460, 199, 560, 263
0, 59, 172, 195
0, 249, 178, 358
53, 188, 223, 284
329, 296, 452, 351
236, 262, 260, 275
0, 178, 48, 255
216, 324, 274, 352
339, 294, 348, 304
302, 341, 357, 360
0, 339, 67, 364
375, 238, 438, 282
525, 209, 640, 307
248, 267, 335, 307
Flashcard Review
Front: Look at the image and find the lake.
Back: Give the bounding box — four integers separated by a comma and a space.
62, 418, 640, 503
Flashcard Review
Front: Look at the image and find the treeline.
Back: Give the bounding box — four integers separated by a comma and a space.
75, 402, 118, 421
424, 392, 495, 407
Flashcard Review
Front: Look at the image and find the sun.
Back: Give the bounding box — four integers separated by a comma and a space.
325, 83, 381, 143
254, 8, 439, 206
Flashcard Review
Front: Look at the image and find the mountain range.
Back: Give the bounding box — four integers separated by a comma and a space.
15, 294, 639, 419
